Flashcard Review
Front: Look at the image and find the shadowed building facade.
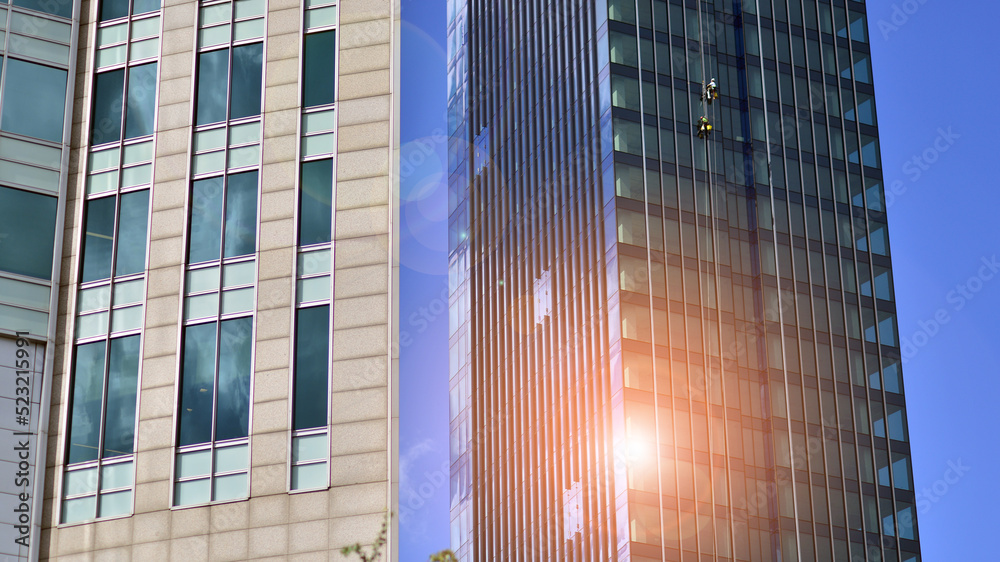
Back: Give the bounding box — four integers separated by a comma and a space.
448, 1, 920, 561
0, 0, 401, 559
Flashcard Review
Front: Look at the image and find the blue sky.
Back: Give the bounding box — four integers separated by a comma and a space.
398, 0, 451, 557
397, 1, 1000, 559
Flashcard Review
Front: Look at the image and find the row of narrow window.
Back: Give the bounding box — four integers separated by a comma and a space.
609, 0, 870, 46
0, 42, 67, 279
63, 0, 339, 522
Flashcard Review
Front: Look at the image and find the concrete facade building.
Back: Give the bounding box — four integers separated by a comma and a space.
0, 0, 400, 559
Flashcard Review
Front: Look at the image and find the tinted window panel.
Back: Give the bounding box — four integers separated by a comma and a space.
223, 171, 258, 258
81, 196, 117, 283
215, 317, 252, 441
188, 177, 224, 263
91, 69, 125, 145
115, 190, 150, 276
13, 0, 73, 19
99, 0, 128, 20
125, 63, 157, 139
303, 31, 336, 107
179, 323, 217, 446
1, 59, 67, 142
294, 305, 329, 430
299, 159, 333, 245
102, 335, 140, 458
0, 186, 57, 279
230, 43, 263, 119
68, 342, 106, 464
195, 50, 229, 126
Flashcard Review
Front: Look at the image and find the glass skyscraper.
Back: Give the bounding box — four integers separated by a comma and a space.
448, 1, 920, 561
0, 0, 401, 559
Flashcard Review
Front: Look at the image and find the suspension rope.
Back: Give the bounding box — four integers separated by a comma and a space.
695, 4, 732, 542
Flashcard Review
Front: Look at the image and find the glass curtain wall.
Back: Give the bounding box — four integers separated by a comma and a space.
449, 0, 614, 559
604, 0, 918, 560
449, 0, 919, 561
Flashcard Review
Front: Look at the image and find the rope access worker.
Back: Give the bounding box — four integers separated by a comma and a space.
706, 78, 719, 103
697, 116, 712, 139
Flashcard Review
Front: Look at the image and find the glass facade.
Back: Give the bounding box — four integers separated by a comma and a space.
448, 0, 920, 561
0, 185, 58, 280
1, 58, 67, 142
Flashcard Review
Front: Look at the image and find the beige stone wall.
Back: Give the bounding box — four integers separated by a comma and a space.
41, 0, 399, 558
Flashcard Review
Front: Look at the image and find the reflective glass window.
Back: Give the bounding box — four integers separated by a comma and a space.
294, 305, 329, 430
100, 0, 129, 20
887, 404, 908, 441
13, 0, 73, 19
0, 186, 57, 279
608, 0, 636, 24
303, 31, 336, 107
195, 50, 229, 126
115, 190, 150, 276
188, 177, 224, 263
196, 44, 263, 125
223, 171, 258, 258
100, 0, 158, 22
187, 172, 259, 263
101, 335, 141, 458
610, 74, 640, 111
215, 317, 252, 440
891, 452, 912, 490
125, 63, 158, 139
81, 196, 117, 283
91, 69, 125, 145
67, 342, 107, 464
609, 31, 638, 67
230, 43, 263, 119
856, 92, 877, 127
299, 159, 333, 245
179, 319, 253, 446
179, 322, 217, 446
1, 59, 67, 143
849, 11, 868, 43
853, 53, 872, 84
